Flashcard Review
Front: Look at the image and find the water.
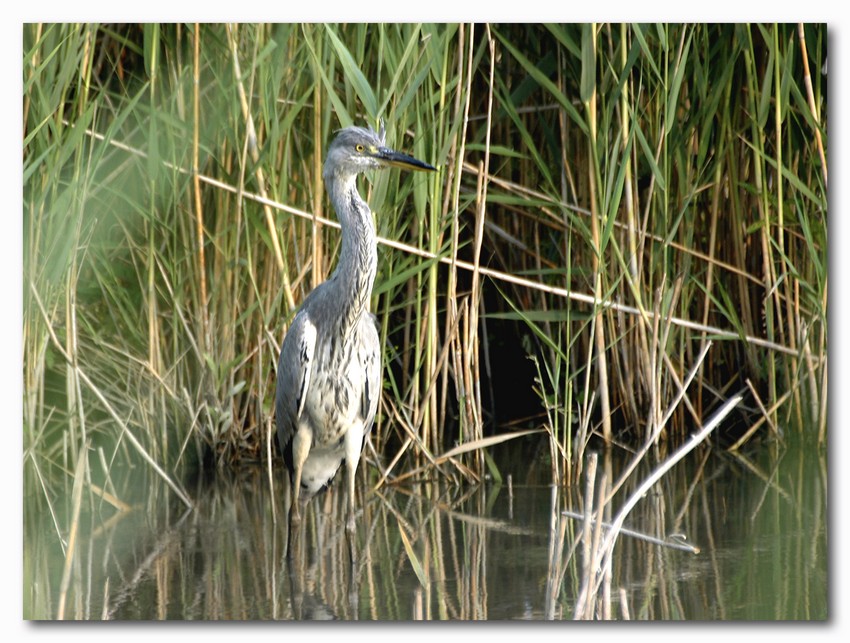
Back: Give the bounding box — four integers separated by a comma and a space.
23, 436, 826, 620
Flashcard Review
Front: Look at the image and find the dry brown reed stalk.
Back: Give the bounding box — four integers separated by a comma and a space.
443, 25, 475, 443
461, 25, 497, 476
573, 451, 598, 617
56, 444, 88, 620
192, 24, 209, 352
727, 388, 793, 452
544, 485, 570, 620
797, 23, 828, 188
310, 33, 325, 291
225, 23, 292, 309
561, 510, 700, 554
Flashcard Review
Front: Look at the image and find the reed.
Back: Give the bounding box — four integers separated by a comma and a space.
24, 23, 826, 535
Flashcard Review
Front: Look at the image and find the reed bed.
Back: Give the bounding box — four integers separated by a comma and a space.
23, 23, 827, 619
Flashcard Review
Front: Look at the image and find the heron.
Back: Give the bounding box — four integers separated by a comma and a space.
276, 123, 435, 547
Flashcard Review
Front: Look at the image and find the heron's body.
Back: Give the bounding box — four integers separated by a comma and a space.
275, 248, 380, 497
275, 125, 434, 539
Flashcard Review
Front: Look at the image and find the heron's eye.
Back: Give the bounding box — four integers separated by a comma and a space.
355, 144, 365, 153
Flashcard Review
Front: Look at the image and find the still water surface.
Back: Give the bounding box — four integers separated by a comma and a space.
24, 437, 826, 620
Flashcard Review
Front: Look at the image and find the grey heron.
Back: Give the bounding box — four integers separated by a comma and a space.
275, 123, 435, 546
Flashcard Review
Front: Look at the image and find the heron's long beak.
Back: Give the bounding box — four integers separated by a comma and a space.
374, 147, 436, 172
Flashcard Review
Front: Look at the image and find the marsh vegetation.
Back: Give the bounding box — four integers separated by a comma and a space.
23, 23, 827, 619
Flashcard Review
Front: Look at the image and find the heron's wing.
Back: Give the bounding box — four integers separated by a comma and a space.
360, 313, 381, 434
276, 310, 317, 452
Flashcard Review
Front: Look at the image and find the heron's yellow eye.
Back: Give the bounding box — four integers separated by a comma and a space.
355, 144, 365, 153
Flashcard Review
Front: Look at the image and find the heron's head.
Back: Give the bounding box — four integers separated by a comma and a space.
323, 124, 436, 181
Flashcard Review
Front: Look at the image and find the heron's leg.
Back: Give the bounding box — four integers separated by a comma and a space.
343, 426, 365, 533
287, 427, 312, 559
346, 456, 357, 532
282, 472, 293, 558
343, 427, 364, 567
290, 426, 312, 520
345, 456, 358, 569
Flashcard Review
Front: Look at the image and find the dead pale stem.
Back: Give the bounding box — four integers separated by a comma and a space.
658, 277, 686, 431
30, 282, 194, 509
727, 388, 792, 452
608, 340, 713, 504
448, 297, 469, 458
745, 378, 782, 440
793, 279, 808, 431
56, 442, 87, 620
441, 23, 472, 436
648, 285, 663, 436
797, 23, 828, 188
434, 427, 544, 466
615, 23, 650, 426
65, 249, 83, 465
435, 31, 480, 460
592, 468, 611, 619
621, 25, 652, 427
544, 485, 563, 621
773, 25, 798, 428
600, 481, 613, 620
87, 480, 133, 514
598, 393, 744, 575
573, 452, 598, 619
576, 393, 743, 619
465, 161, 486, 454
192, 24, 209, 353
408, 260, 425, 459
464, 26, 495, 470
225, 23, 294, 311
265, 409, 277, 526
311, 52, 324, 290
145, 32, 164, 385
425, 272, 439, 457
551, 509, 570, 619
561, 510, 700, 554
410, 296, 430, 443
744, 37, 781, 425
73, 122, 808, 360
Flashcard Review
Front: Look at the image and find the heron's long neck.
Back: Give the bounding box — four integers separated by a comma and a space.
325, 171, 377, 334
